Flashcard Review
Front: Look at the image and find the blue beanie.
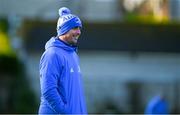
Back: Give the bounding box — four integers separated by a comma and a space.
57, 7, 82, 36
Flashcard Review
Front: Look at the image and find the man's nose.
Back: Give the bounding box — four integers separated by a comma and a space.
76, 29, 81, 35
74, 27, 81, 34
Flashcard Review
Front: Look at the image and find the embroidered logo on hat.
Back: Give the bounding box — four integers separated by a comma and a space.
75, 18, 81, 25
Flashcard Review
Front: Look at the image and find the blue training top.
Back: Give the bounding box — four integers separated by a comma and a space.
39, 37, 87, 114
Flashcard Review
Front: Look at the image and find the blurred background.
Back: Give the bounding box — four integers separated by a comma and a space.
0, 0, 180, 114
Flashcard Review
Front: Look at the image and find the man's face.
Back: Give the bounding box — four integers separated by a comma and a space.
65, 27, 81, 45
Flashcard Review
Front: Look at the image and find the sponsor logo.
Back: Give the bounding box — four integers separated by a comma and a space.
78, 66, 81, 73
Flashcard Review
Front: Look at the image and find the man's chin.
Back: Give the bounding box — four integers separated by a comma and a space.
70, 41, 78, 46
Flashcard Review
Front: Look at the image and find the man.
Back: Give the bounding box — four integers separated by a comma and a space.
38, 7, 87, 114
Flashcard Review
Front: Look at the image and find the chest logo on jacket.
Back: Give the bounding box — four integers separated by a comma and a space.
70, 68, 74, 73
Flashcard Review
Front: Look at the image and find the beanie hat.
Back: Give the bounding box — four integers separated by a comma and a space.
57, 7, 82, 36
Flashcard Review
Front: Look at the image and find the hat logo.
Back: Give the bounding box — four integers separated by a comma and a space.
75, 18, 81, 24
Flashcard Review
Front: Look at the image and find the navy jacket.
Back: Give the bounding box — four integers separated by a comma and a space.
39, 37, 87, 114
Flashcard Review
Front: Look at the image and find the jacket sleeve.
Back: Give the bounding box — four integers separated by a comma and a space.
40, 51, 69, 114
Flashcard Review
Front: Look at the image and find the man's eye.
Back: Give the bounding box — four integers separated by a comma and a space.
73, 27, 80, 30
